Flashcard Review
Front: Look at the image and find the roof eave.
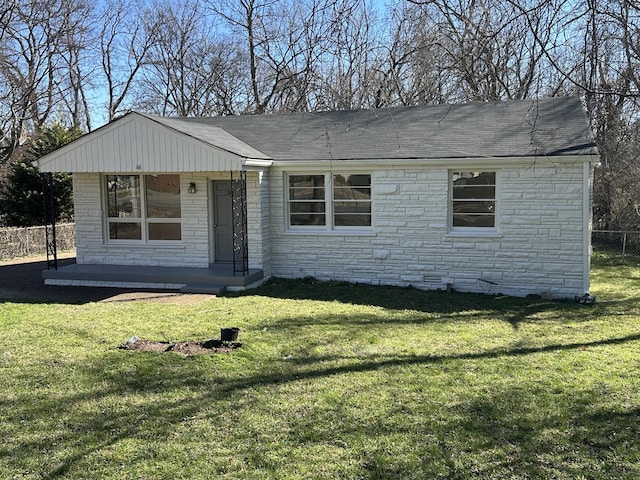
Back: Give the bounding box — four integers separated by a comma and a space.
268, 153, 598, 169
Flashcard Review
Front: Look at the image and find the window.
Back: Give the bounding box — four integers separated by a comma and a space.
287, 173, 371, 229
289, 175, 326, 226
333, 174, 372, 227
105, 174, 182, 241
451, 171, 496, 228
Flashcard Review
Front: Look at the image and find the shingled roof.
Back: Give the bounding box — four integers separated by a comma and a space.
147, 96, 597, 161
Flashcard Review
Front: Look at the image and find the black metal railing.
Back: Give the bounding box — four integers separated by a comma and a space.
42, 173, 58, 270
230, 170, 249, 275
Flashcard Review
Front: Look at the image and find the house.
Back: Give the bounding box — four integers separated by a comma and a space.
37, 96, 598, 297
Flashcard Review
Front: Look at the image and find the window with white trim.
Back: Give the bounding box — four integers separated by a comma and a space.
105, 174, 182, 241
287, 173, 372, 229
451, 171, 496, 229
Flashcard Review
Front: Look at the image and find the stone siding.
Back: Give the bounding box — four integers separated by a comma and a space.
247, 170, 272, 276
74, 173, 210, 267
266, 162, 589, 298
72, 160, 590, 298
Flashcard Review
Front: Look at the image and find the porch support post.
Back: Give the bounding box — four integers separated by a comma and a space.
230, 170, 249, 276
42, 172, 58, 270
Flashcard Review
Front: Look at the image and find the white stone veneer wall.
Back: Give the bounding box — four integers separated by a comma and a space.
248, 170, 272, 276
73, 160, 590, 298
74, 173, 212, 268
266, 161, 590, 298
74, 171, 269, 270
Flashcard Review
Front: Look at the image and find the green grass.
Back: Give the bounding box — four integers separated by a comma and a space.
1, 259, 640, 479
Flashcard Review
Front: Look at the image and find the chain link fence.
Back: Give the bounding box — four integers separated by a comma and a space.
0, 224, 636, 264
592, 230, 640, 261
0, 223, 75, 260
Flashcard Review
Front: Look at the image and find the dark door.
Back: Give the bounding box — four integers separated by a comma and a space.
213, 180, 234, 263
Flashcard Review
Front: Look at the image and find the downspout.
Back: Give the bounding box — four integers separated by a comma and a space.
583, 159, 594, 294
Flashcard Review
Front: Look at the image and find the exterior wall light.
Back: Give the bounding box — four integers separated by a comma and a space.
188, 182, 197, 194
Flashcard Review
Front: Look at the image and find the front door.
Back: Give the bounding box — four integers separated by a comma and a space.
212, 180, 234, 263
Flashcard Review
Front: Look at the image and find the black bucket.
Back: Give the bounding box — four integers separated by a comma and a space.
220, 327, 240, 342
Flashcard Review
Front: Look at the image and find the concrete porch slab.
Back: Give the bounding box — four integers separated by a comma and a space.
43, 263, 264, 292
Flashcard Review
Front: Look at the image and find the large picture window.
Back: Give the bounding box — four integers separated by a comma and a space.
451, 171, 496, 228
287, 173, 371, 229
105, 174, 182, 241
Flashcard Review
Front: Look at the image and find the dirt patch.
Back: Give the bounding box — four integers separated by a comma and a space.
118, 338, 242, 356
101, 292, 214, 305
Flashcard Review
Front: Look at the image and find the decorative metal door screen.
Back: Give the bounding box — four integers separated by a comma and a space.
230, 170, 248, 275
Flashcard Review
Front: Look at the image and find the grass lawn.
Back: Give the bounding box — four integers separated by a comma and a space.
1, 257, 639, 479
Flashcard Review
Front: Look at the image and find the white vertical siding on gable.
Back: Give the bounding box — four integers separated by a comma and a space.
39, 115, 244, 173
135, 126, 144, 169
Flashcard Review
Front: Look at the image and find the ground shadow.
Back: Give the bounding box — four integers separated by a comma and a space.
227, 277, 633, 329
226, 277, 532, 312
6, 330, 640, 478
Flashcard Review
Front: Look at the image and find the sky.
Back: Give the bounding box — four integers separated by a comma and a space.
84, 0, 394, 129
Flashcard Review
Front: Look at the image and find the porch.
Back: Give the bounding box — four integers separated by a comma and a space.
43, 262, 264, 294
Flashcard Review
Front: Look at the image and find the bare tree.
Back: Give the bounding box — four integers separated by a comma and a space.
0, 0, 92, 162
206, 0, 277, 114
407, 0, 559, 102
97, 0, 156, 122
265, 0, 336, 112
485, 0, 640, 230
373, 2, 452, 107
315, 0, 383, 110
133, 0, 246, 117
580, 1, 640, 230
207, 0, 345, 114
